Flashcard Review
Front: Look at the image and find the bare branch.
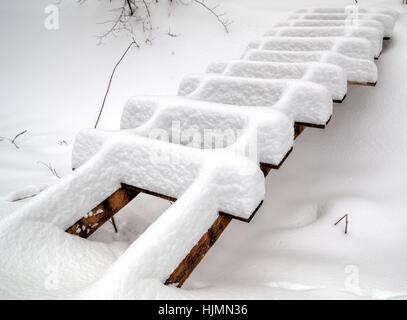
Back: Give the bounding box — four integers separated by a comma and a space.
0, 130, 27, 149
126, 0, 134, 15
110, 216, 119, 232
38, 161, 61, 179
12, 130, 27, 145
192, 0, 232, 33
93, 0, 230, 44
96, 0, 128, 43
94, 38, 140, 128
142, 0, 151, 18
334, 214, 349, 234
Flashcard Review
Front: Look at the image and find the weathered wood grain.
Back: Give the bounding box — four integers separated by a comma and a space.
66, 187, 138, 238
164, 214, 232, 288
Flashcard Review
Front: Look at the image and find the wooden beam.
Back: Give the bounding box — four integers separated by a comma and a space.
348, 81, 376, 87
121, 183, 176, 202
294, 123, 306, 139
333, 94, 346, 104
165, 214, 232, 288
66, 187, 138, 238
260, 147, 293, 171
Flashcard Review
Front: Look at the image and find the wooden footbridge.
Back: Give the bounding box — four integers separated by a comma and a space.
66, 8, 397, 288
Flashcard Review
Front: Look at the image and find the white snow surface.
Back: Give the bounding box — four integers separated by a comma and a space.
243, 49, 378, 83
295, 7, 400, 19
247, 36, 376, 60
120, 95, 294, 166
5, 184, 48, 202
205, 60, 347, 100
266, 26, 384, 57
274, 18, 386, 35
1, 0, 407, 300
289, 13, 396, 37
73, 97, 294, 168
0, 134, 264, 298
179, 75, 333, 125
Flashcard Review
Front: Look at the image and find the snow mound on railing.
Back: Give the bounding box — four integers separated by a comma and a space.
247, 36, 375, 60
242, 49, 377, 84
205, 60, 347, 101
295, 7, 399, 20
289, 13, 396, 38
273, 19, 385, 36
118, 95, 294, 166
266, 26, 384, 58
179, 75, 332, 126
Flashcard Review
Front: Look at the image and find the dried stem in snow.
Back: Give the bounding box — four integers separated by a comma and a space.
192, 0, 232, 33
334, 214, 349, 234
94, 38, 140, 128
38, 161, 61, 179
0, 130, 27, 149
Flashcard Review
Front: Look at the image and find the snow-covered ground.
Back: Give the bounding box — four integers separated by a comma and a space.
1, 0, 407, 299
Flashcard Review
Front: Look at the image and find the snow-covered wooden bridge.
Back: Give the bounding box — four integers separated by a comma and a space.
1, 5, 400, 295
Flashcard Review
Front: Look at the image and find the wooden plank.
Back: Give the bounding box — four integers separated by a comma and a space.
66, 187, 138, 238
122, 183, 262, 223
164, 214, 232, 288
220, 200, 263, 223
334, 94, 346, 104
295, 116, 331, 130
260, 147, 293, 171
121, 183, 176, 202
294, 123, 306, 139
348, 81, 376, 87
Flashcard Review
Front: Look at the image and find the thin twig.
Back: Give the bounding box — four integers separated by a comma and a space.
94, 38, 140, 128
334, 214, 349, 234
126, 0, 134, 15
192, 0, 232, 33
168, 27, 179, 37
0, 130, 27, 149
142, 0, 151, 18
96, 0, 127, 43
10, 194, 38, 202
110, 216, 119, 233
38, 161, 61, 179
